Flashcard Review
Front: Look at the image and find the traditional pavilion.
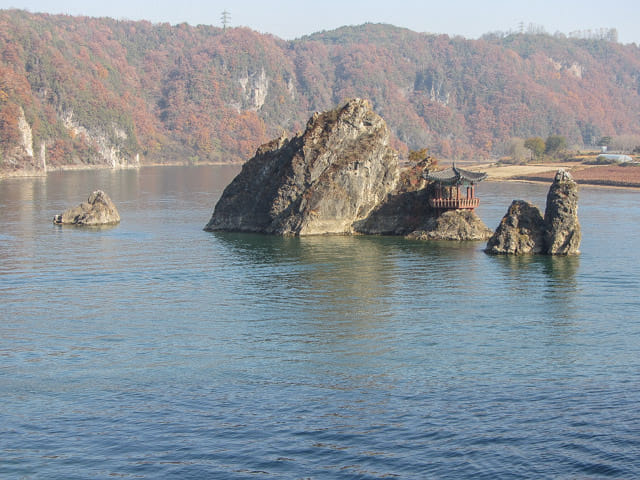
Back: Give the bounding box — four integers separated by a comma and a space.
424, 164, 487, 210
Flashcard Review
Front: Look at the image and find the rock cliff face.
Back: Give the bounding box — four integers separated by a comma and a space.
17, 106, 34, 158
486, 169, 581, 255
53, 190, 120, 226
61, 110, 140, 169
353, 187, 433, 235
204, 98, 399, 235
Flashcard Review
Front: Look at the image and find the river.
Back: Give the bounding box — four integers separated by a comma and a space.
1, 166, 639, 478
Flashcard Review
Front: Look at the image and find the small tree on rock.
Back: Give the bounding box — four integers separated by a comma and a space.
408, 147, 429, 164
403, 148, 437, 192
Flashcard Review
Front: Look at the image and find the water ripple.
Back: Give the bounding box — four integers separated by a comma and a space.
2, 168, 640, 478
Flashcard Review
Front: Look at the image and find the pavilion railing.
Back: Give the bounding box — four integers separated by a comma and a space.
429, 197, 480, 209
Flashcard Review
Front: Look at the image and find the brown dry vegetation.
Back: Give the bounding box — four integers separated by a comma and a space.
510, 164, 640, 188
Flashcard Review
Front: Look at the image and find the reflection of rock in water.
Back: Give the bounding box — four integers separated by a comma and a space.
543, 255, 580, 283
496, 253, 579, 282
212, 232, 396, 322
493, 254, 580, 321
211, 232, 406, 383
540, 255, 581, 324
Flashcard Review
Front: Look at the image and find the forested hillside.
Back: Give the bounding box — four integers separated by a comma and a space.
2, 10, 640, 175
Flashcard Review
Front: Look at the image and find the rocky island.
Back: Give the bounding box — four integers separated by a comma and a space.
486, 169, 581, 255
53, 190, 121, 226
204, 99, 492, 240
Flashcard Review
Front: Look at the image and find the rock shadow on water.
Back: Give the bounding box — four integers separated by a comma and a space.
208, 232, 408, 365
493, 254, 580, 282
52, 222, 120, 234
210, 232, 400, 301
492, 253, 580, 317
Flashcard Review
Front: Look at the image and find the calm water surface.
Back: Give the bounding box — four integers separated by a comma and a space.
1, 166, 639, 479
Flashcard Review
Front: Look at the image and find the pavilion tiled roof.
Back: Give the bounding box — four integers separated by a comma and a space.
424, 165, 487, 184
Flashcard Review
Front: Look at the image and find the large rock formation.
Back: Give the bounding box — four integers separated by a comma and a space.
205, 98, 493, 240
544, 169, 582, 254
53, 190, 120, 226
204, 98, 399, 235
486, 169, 581, 255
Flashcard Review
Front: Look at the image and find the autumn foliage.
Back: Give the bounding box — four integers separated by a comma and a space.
1, 11, 640, 171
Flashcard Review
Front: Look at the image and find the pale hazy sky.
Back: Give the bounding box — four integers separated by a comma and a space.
1, 0, 639, 44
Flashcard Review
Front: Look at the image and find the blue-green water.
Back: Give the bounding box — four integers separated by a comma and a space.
1, 166, 639, 479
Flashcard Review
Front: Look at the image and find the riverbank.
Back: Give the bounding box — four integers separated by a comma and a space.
4, 160, 640, 189
0, 161, 242, 181
469, 162, 640, 189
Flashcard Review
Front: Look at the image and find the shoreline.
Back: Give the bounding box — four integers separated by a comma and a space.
3, 161, 640, 190
0, 161, 243, 180
470, 162, 640, 190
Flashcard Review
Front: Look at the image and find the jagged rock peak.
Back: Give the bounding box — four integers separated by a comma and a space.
53, 190, 120, 226
544, 169, 581, 255
486, 169, 581, 255
204, 98, 399, 235
485, 200, 546, 254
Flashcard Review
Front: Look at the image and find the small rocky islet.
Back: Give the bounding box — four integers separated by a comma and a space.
204, 98, 581, 255
53, 190, 121, 226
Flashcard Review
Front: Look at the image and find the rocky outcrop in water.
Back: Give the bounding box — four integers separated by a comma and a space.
486, 169, 581, 255
544, 169, 582, 254
205, 98, 399, 235
53, 190, 120, 226
485, 200, 546, 254
406, 210, 493, 241
205, 98, 493, 240
352, 167, 492, 239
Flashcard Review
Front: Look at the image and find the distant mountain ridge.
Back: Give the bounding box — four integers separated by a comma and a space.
1, 10, 640, 175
